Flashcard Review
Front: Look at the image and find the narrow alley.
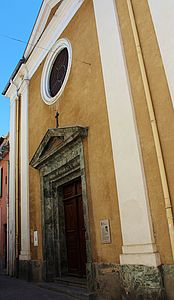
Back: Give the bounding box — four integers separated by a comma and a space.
0, 273, 72, 300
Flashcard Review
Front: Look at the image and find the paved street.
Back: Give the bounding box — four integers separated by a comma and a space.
0, 273, 72, 300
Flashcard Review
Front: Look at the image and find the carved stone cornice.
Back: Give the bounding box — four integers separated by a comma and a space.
30, 126, 88, 169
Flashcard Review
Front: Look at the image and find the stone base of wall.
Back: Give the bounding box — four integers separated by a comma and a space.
120, 265, 165, 300
19, 260, 31, 281
17, 260, 174, 299
162, 265, 174, 300
93, 263, 121, 300
19, 260, 43, 282
92, 263, 174, 300
30, 260, 43, 282
0, 258, 5, 270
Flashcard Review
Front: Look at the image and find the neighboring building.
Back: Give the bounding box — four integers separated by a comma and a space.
2, 0, 174, 299
0, 135, 9, 270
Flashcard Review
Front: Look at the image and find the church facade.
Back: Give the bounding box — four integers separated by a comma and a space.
3, 0, 174, 299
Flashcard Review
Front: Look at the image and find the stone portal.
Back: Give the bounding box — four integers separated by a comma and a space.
30, 126, 92, 284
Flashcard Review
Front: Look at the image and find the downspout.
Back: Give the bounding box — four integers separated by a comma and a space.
15, 95, 20, 277
10, 80, 20, 276
126, 0, 174, 260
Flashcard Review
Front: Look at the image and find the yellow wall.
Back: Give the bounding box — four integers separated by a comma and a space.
116, 0, 174, 263
29, 0, 122, 263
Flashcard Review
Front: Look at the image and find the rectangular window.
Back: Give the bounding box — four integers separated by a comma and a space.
0, 167, 3, 197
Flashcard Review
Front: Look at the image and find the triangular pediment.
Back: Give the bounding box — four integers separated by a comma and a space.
40, 136, 64, 157
30, 126, 88, 169
24, 0, 63, 59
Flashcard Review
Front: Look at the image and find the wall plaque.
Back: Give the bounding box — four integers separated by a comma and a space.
100, 219, 111, 243
34, 230, 38, 247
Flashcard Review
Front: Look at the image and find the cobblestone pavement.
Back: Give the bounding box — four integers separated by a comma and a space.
0, 273, 72, 300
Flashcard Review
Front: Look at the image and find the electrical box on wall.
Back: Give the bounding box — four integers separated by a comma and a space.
100, 219, 111, 244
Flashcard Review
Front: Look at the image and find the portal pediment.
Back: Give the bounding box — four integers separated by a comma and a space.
30, 126, 88, 169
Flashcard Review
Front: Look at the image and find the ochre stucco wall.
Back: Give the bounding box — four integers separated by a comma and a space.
116, 0, 174, 263
29, 0, 122, 263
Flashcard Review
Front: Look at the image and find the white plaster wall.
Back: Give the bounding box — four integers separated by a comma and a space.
93, 0, 154, 245
19, 80, 30, 261
148, 0, 174, 107
93, 0, 160, 266
8, 99, 16, 275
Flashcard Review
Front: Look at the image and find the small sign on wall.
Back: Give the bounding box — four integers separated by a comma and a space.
100, 219, 111, 244
34, 230, 38, 247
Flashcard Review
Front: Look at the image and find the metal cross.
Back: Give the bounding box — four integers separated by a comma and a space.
55, 111, 59, 128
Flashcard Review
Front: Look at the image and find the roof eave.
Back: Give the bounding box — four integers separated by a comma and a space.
2, 57, 26, 96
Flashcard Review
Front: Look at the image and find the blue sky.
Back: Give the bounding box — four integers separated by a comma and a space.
0, 0, 42, 136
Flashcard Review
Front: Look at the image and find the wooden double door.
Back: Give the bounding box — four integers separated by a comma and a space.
63, 178, 87, 277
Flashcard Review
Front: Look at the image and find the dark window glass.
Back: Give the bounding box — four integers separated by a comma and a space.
49, 48, 68, 97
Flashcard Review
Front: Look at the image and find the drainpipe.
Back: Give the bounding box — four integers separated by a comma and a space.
10, 80, 20, 276
15, 95, 20, 277
126, 0, 174, 260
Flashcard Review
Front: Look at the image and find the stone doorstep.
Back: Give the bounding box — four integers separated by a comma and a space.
38, 282, 96, 300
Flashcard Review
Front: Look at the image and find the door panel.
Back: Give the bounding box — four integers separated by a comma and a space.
63, 179, 86, 277
64, 198, 80, 274
77, 196, 87, 276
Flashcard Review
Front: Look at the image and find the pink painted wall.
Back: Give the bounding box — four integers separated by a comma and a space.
0, 147, 9, 269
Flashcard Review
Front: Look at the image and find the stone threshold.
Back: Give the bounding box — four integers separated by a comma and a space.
54, 275, 87, 288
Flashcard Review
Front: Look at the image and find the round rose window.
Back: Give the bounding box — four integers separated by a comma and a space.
41, 39, 72, 105
49, 48, 68, 97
